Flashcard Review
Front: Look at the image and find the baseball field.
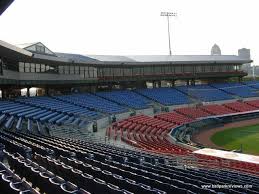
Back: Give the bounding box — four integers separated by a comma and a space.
211, 123, 259, 155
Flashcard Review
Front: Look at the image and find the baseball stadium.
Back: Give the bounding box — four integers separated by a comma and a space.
0, 0, 258, 194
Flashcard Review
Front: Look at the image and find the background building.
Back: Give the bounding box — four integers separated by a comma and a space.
211, 44, 222, 55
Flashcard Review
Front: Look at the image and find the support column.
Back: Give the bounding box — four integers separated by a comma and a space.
2, 89, 7, 99
152, 81, 156, 88
26, 88, 30, 97
171, 80, 175, 87
46, 87, 50, 96
91, 85, 97, 93
2, 88, 11, 99
191, 79, 195, 86
108, 83, 113, 90
158, 81, 161, 88
135, 81, 146, 89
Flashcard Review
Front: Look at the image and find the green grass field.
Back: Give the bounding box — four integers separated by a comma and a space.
211, 124, 259, 155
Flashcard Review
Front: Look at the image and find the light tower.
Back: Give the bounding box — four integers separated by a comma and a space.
161, 12, 177, 56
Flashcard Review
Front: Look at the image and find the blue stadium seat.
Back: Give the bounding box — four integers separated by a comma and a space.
33, 111, 53, 121
211, 82, 259, 98
97, 90, 151, 109
48, 114, 65, 124
4, 116, 14, 129
36, 121, 42, 133
71, 118, 80, 125
63, 116, 75, 124
27, 119, 32, 132
0, 114, 6, 125
15, 96, 100, 120
177, 84, 233, 102
24, 110, 48, 119
56, 115, 69, 125
54, 93, 128, 114
40, 112, 59, 122
10, 107, 36, 116
136, 88, 190, 106
17, 108, 42, 117
15, 117, 23, 131
243, 81, 259, 89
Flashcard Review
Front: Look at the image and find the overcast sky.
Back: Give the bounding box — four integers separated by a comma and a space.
0, 0, 258, 64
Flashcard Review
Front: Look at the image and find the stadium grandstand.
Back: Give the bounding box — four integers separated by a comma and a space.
0, 1, 259, 194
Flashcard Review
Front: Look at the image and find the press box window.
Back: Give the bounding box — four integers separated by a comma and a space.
36, 45, 45, 53
19, 62, 25, 72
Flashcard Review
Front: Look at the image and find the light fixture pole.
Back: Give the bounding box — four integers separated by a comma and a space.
253, 64, 255, 80
161, 12, 177, 56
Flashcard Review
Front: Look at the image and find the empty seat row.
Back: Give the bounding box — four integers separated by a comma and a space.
15, 96, 100, 119
5, 151, 89, 194
0, 161, 40, 194
174, 107, 212, 119
177, 85, 233, 102
97, 90, 151, 109
223, 101, 258, 112
211, 83, 259, 98
1, 129, 258, 193
54, 93, 128, 114
136, 88, 190, 106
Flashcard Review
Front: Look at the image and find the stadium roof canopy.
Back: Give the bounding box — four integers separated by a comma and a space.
0, 40, 253, 65
87, 54, 251, 64
0, 0, 14, 15
0, 40, 33, 61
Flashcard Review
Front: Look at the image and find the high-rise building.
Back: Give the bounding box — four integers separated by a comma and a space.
238, 48, 250, 60
211, 44, 221, 55
238, 48, 252, 76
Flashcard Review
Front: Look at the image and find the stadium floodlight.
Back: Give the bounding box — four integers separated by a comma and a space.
160, 12, 177, 56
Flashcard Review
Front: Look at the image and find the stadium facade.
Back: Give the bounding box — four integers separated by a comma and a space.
0, 40, 252, 98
